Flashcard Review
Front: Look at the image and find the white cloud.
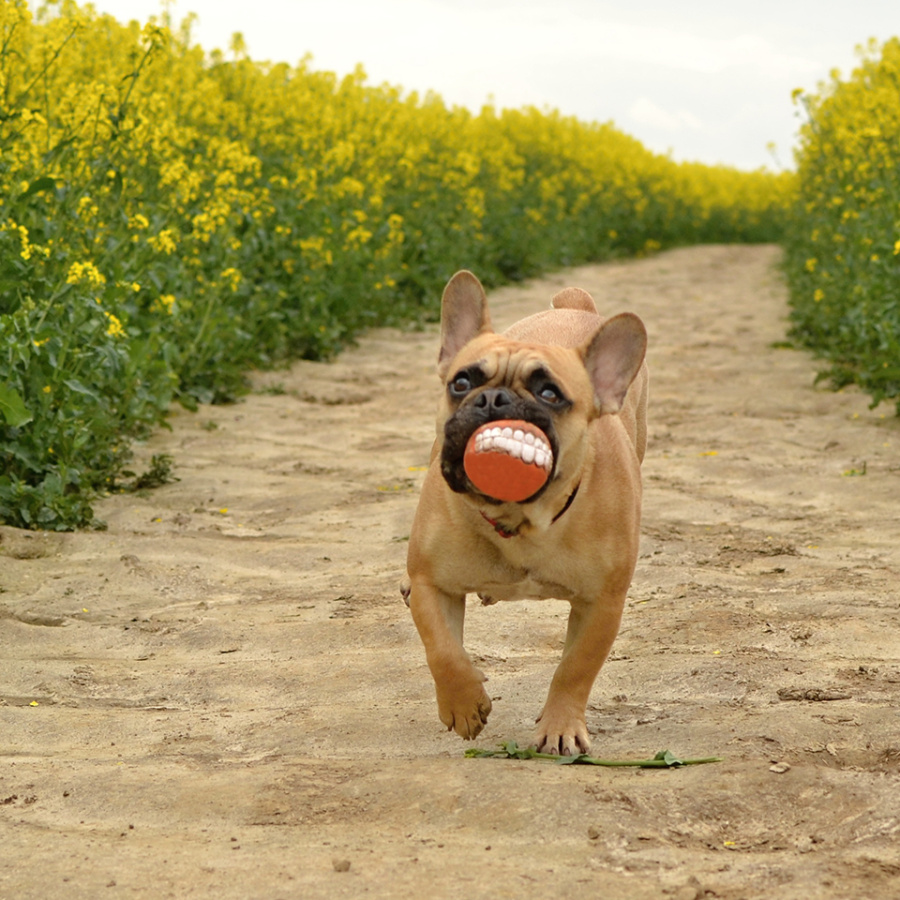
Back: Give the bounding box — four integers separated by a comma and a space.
628, 98, 704, 133
420, 5, 822, 81
590, 28, 821, 78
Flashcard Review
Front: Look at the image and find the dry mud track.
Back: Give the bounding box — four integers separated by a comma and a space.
2, 244, 899, 900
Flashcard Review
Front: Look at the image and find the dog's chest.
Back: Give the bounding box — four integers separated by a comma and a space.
477, 575, 576, 603
467, 549, 579, 602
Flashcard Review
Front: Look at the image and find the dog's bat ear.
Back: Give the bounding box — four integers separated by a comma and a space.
581, 313, 647, 415
438, 271, 493, 376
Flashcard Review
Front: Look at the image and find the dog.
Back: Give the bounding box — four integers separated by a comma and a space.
404, 270, 648, 755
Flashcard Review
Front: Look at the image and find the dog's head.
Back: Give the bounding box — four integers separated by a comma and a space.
436, 271, 646, 507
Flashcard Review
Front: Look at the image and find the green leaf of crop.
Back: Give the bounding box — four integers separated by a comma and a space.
63, 378, 103, 403
20, 176, 57, 200
0, 385, 33, 427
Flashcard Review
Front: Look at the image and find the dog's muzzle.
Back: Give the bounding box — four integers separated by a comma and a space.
440, 388, 558, 501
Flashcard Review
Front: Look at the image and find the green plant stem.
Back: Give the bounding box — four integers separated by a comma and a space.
465, 741, 722, 768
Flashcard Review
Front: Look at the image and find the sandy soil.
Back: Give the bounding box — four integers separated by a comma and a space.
2, 244, 899, 900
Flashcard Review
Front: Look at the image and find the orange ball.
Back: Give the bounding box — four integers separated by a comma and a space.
463, 419, 552, 502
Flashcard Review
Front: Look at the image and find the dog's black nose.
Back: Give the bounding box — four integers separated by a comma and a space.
475, 387, 514, 415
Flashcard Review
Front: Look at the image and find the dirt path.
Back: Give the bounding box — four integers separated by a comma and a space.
2, 245, 899, 900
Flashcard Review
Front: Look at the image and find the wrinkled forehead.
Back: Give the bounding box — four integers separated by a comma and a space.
446, 335, 576, 382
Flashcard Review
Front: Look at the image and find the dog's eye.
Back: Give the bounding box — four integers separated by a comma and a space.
449, 374, 472, 397
526, 368, 570, 409
536, 383, 564, 405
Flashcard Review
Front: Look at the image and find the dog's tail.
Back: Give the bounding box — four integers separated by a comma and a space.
550, 287, 598, 314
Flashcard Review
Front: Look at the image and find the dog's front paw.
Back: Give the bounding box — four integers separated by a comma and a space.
534, 705, 591, 756
435, 673, 492, 740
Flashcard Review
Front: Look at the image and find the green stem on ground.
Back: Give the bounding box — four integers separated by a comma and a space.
465, 741, 722, 768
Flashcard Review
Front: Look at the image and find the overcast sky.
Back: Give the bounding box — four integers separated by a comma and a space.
89, 0, 899, 171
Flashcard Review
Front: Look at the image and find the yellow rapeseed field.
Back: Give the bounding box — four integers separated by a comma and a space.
786, 37, 900, 413
0, 0, 792, 529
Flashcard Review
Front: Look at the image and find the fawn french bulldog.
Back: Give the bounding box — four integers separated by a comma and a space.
404, 270, 648, 754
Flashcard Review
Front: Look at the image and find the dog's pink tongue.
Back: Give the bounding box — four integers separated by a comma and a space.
463, 419, 552, 503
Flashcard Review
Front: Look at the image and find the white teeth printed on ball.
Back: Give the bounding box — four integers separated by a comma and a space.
472, 422, 553, 473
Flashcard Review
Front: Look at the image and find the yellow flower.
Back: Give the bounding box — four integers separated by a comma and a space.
77, 196, 98, 219
104, 312, 126, 338
147, 229, 177, 254
13, 224, 33, 260
151, 294, 176, 315
66, 261, 107, 287
220, 267, 242, 292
